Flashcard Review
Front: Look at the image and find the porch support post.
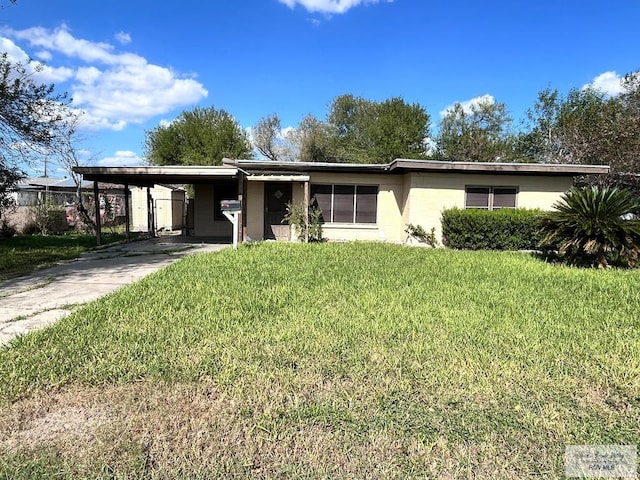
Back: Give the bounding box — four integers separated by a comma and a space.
93, 181, 102, 246
238, 172, 246, 243
123, 183, 131, 242
303, 180, 310, 243
147, 187, 155, 237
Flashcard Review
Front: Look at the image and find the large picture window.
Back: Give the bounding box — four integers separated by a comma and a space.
311, 184, 378, 224
465, 186, 517, 210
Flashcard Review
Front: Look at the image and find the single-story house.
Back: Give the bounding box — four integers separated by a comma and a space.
73, 158, 609, 245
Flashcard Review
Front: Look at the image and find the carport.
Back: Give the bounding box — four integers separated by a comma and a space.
73, 165, 242, 246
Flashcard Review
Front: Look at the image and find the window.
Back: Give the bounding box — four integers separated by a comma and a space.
214, 184, 237, 220
465, 186, 517, 210
310, 184, 378, 224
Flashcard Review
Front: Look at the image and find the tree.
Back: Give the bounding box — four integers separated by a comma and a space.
435, 98, 515, 162
326, 94, 430, 163
144, 106, 253, 165
252, 114, 296, 162
0, 53, 71, 220
520, 73, 640, 175
293, 114, 335, 163
516, 88, 564, 163
47, 113, 100, 231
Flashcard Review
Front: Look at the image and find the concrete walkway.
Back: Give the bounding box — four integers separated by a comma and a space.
0, 236, 229, 346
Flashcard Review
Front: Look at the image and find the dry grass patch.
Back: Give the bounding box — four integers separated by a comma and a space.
0, 379, 568, 479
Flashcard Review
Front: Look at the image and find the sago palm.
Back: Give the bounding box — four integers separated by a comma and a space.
539, 186, 640, 268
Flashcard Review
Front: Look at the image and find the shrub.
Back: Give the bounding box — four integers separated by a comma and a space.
539, 186, 640, 268
405, 223, 439, 247
283, 202, 323, 242
31, 200, 68, 236
0, 218, 16, 238
442, 208, 543, 250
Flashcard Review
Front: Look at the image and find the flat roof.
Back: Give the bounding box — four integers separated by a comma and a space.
73, 166, 239, 187
389, 159, 610, 175
73, 159, 609, 186
224, 158, 389, 174
225, 158, 609, 176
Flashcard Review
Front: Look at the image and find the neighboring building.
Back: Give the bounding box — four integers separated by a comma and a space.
74, 159, 609, 244
5, 177, 174, 234
130, 185, 186, 232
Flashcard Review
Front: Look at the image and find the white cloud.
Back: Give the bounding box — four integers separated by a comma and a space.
97, 150, 145, 167
35, 50, 52, 61
0, 37, 74, 83
439, 94, 495, 117
583, 71, 625, 96
278, 0, 393, 14
1, 25, 208, 131
114, 31, 131, 45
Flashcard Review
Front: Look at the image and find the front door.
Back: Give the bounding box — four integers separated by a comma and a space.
264, 182, 292, 240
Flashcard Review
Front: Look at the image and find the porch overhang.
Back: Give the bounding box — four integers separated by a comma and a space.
72, 166, 239, 188
247, 174, 310, 182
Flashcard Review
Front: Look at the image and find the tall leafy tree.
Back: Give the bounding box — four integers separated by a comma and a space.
145, 106, 253, 166
516, 88, 564, 163
0, 53, 72, 220
326, 94, 430, 163
520, 72, 640, 178
293, 114, 335, 163
435, 98, 515, 162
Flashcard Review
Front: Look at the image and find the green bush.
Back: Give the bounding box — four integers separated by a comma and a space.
31, 200, 68, 236
539, 186, 640, 268
283, 201, 323, 242
442, 208, 544, 250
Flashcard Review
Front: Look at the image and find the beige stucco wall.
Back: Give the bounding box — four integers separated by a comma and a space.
193, 172, 574, 244
245, 181, 264, 241
405, 173, 572, 244
193, 184, 232, 238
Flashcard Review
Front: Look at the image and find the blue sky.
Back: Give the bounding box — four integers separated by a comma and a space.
1, 0, 638, 175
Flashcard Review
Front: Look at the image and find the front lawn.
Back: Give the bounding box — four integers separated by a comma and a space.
0, 243, 638, 479
0, 232, 134, 281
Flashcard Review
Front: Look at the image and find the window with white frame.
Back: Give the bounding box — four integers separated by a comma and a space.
465, 186, 518, 210
311, 184, 378, 224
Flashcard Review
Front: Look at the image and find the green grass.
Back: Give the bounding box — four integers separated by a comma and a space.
0, 243, 638, 479
0, 232, 134, 281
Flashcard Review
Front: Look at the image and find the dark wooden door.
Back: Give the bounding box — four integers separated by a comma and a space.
264, 183, 292, 240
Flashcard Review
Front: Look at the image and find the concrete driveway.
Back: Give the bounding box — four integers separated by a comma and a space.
0, 236, 228, 347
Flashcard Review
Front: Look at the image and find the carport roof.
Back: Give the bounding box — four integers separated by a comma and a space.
73, 166, 239, 187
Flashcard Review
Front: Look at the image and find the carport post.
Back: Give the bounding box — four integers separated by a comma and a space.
237, 170, 246, 243
147, 187, 156, 237
123, 183, 131, 242
304, 180, 310, 243
93, 181, 102, 246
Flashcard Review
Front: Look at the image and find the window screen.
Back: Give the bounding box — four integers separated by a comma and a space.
311, 184, 332, 223
465, 186, 518, 210
355, 185, 378, 223
466, 187, 490, 209
492, 187, 517, 209
310, 184, 378, 224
